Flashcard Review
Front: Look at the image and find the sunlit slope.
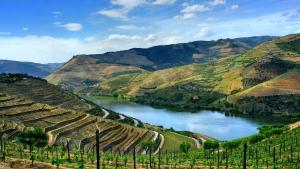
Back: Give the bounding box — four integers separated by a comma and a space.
0, 74, 200, 152
98, 33, 300, 114
47, 36, 275, 93
46, 55, 144, 93
0, 74, 142, 126
230, 69, 300, 100
0, 93, 157, 153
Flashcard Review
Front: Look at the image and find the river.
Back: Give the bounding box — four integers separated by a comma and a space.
88, 96, 287, 141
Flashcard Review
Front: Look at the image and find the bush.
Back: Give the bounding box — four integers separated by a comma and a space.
222, 140, 242, 149
179, 142, 191, 154
258, 125, 288, 137
203, 140, 219, 150
248, 134, 265, 144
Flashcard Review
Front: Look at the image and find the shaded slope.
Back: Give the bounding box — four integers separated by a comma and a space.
0, 60, 62, 77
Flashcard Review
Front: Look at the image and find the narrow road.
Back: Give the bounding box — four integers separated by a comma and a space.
153, 134, 165, 155
141, 130, 159, 154
132, 118, 139, 127
171, 132, 201, 148
101, 108, 110, 119
119, 114, 125, 120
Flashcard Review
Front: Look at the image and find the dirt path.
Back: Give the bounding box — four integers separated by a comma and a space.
171, 132, 201, 148
0, 157, 68, 169
141, 130, 159, 154
153, 134, 165, 154
289, 120, 300, 130
118, 114, 125, 120
132, 118, 139, 127
101, 108, 110, 118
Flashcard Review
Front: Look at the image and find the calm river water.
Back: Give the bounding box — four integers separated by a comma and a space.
88, 96, 285, 141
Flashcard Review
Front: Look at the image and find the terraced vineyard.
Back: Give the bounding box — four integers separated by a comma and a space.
1, 116, 300, 168
0, 73, 142, 127
0, 91, 160, 154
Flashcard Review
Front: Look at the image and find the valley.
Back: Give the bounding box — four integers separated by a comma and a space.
2, 1, 300, 168
87, 96, 291, 141
89, 34, 300, 116
1, 34, 300, 168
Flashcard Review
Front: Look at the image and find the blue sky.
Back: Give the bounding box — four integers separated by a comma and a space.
0, 0, 299, 63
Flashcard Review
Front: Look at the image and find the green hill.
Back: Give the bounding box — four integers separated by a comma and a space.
46, 36, 275, 93
0, 73, 200, 154
96, 33, 300, 115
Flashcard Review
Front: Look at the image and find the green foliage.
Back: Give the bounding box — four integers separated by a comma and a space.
258, 125, 288, 137
140, 140, 156, 151
277, 39, 300, 53
17, 127, 48, 149
179, 142, 191, 154
222, 140, 242, 149
203, 140, 219, 150
248, 134, 265, 144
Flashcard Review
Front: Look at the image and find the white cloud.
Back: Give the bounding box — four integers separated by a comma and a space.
52, 11, 63, 18
0, 32, 11, 36
145, 34, 157, 42
174, 13, 196, 20
162, 36, 181, 44
194, 27, 213, 39
55, 22, 83, 31
153, 0, 176, 5
98, 0, 145, 19
181, 4, 209, 13
106, 34, 142, 41
111, 0, 146, 8
98, 9, 128, 19
22, 27, 29, 31
231, 4, 239, 10
84, 37, 96, 41
174, 4, 209, 20
209, 0, 226, 6
0, 33, 185, 63
117, 24, 141, 30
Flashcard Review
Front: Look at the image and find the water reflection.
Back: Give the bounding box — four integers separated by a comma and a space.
88, 96, 284, 141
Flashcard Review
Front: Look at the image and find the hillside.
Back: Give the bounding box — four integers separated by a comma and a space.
0, 60, 62, 77
46, 36, 276, 93
1, 115, 300, 168
0, 73, 200, 154
96, 33, 300, 115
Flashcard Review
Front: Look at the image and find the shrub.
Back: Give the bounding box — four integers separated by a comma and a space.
179, 142, 191, 154
248, 134, 265, 144
203, 140, 219, 150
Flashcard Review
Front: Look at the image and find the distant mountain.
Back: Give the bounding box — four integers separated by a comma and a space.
98, 33, 300, 115
47, 36, 277, 92
0, 60, 63, 77
80, 36, 277, 70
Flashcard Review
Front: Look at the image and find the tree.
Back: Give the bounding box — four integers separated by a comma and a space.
17, 128, 48, 155
140, 141, 156, 168
179, 142, 191, 154
140, 140, 156, 153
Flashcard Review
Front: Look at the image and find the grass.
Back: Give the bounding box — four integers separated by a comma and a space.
160, 131, 197, 152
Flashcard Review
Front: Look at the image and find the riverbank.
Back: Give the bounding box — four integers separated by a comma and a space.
85, 95, 291, 141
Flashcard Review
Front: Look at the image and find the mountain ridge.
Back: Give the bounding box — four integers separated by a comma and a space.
47, 36, 277, 92
95, 33, 300, 115
0, 60, 63, 77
